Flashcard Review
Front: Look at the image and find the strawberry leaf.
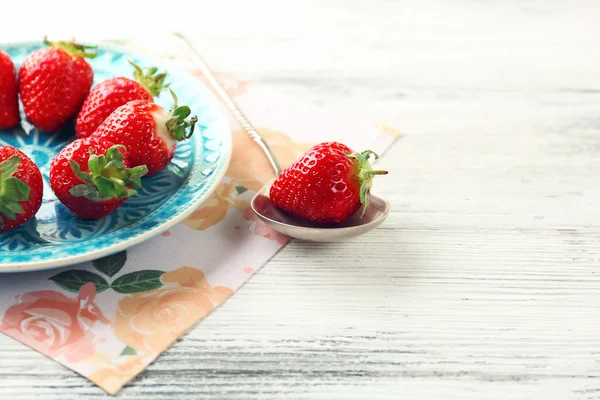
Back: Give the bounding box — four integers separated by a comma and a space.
165, 89, 198, 141
127, 166, 147, 188
44, 36, 98, 59
172, 106, 191, 119
129, 60, 170, 97
2, 177, 30, 201
88, 156, 102, 176
347, 150, 388, 216
69, 184, 97, 198
4, 200, 24, 215
94, 176, 115, 197
0, 155, 20, 176
14, 178, 30, 198
70, 160, 93, 184
0, 203, 17, 221
69, 146, 149, 202
0, 155, 31, 226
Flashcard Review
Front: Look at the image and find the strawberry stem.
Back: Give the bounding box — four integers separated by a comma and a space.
128, 60, 170, 97
0, 155, 31, 227
69, 145, 148, 201
164, 89, 199, 141
44, 36, 98, 59
346, 150, 388, 217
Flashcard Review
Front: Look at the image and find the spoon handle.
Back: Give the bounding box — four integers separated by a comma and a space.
173, 32, 283, 177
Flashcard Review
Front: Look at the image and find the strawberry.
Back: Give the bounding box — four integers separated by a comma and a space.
269, 142, 388, 224
18, 37, 96, 132
75, 61, 169, 139
92, 90, 198, 175
0, 146, 43, 232
49, 137, 148, 219
0, 50, 20, 130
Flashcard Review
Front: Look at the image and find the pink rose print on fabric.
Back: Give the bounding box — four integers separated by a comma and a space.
0, 282, 109, 363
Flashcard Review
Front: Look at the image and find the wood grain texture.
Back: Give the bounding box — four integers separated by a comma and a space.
1, 0, 600, 398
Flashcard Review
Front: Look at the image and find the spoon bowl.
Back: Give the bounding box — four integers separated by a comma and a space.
251, 182, 391, 242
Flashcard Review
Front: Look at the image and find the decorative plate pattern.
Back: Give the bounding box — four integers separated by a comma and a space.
0, 42, 231, 271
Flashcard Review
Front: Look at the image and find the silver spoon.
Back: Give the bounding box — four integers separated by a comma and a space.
174, 33, 391, 242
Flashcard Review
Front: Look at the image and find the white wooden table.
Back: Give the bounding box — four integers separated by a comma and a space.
2, 1, 600, 398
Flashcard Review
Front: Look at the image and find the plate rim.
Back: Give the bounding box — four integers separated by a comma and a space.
0, 40, 232, 273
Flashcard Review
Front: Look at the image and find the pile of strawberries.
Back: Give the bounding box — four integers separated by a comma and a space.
1, 38, 389, 235
0, 38, 198, 232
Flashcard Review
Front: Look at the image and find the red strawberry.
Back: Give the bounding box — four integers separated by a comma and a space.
18, 37, 96, 132
269, 142, 388, 224
75, 62, 169, 139
0, 146, 43, 232
49, 137, 148, 219
92, 90, 198, 175
0, 50, 20, 129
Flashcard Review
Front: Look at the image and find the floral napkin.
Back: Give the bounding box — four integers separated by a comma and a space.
0, 36, 401, 395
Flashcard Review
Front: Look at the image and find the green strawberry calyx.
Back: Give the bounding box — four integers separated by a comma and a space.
347, 150, 388, 216
165, 89, 199, 141
44, 36, 98, 59
0, 155, 31, 227
129, 60, 170, 97
69, 145, 149, 202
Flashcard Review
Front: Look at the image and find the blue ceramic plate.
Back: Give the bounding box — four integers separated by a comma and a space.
0, 41, 231, 272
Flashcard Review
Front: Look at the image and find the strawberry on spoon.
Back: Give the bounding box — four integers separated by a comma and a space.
269, 142, 388, 224
175, 32, 392, 241
76, 61, 169, 139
